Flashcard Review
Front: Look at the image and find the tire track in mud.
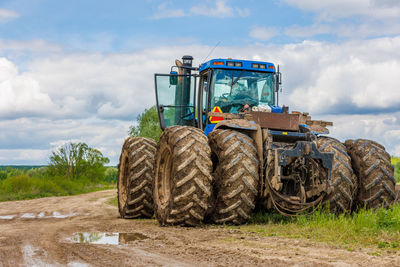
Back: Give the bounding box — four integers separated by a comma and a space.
0, 189, 399, 266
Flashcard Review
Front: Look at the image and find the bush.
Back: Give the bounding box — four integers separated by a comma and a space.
0, 143, 115, 202
47, 142, 109, 182
129, 106, 162, 142
0, 170, 6, 181
103, 167, 118, 183
1, 174, 33, 193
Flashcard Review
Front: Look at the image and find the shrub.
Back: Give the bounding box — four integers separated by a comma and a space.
129, 106, 162, 142
103, 167, 118, 183
47, 142, 109, 182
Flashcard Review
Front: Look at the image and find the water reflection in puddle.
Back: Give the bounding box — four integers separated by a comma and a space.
0, 215, 16, 220
0, 212, 84, 220
69, 232, 149, 245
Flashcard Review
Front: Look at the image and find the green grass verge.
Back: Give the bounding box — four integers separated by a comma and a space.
391, 157, 400, 166
223, 204, 400, 251
0, 174, 116, 202
108, 196, 118, 207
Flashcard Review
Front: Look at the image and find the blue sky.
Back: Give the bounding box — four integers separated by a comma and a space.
1, 0, 400, 165
0, 1, 310, 50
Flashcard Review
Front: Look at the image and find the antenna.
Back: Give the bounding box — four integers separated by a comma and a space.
201, 41, 221, 64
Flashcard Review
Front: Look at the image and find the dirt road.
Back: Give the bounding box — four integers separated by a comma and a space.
0, 190, 398, 267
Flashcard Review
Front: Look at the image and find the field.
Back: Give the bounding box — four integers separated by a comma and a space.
0, 166, 117, 202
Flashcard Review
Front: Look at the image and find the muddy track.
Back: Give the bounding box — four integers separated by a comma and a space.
0, 190, 399, 267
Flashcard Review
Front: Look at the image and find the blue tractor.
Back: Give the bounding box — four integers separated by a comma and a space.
117, 56, 396, 226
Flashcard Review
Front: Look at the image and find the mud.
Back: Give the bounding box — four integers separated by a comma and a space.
0, 189, 399, 266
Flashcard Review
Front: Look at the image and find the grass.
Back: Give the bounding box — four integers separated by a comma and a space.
0, 173, 116, 202
222, 204, 400, 251
107, 196, 118, 206
391, 157, 400, 166
392, 157, 400, 183
219, 158, 400, 251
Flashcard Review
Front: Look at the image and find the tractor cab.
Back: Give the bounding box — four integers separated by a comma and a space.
154, 56, 281, 131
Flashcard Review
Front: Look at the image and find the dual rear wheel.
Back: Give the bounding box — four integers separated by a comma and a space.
316, 137, 396, 212
345, 139, 397, 209
152, 127, 260, 226
117, 126, 259, 226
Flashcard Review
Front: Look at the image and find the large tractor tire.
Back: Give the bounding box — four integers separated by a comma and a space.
153, 126, 213, 226
317, 137, 357, 213
208, 129, 259, 225
344, 139, 396, 209
118, 137, 156, 218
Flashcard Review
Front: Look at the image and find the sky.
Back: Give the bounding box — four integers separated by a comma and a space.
1, 0, 400, 165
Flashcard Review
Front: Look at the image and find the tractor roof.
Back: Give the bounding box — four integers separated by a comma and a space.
199, 58, 276, 73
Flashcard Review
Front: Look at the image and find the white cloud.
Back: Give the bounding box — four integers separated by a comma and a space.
0, 39, 62, 53
191, 0, 234, 17
323, 112, 400, 157
191, 0, 250, 18
235, 7, 250, 18
0, 8, 19, 22
279, 37, 400, 114
284, 0, 400, 21
0, 117, 131, 165
150, 0, 250, 19
250, 26, 280, 41
285, 24, 332, 38
283, 0, 400, 39
0, 149, 49, 164
0, 58, 56, 118
285, 22, 400, 39
149, 3, 186, 19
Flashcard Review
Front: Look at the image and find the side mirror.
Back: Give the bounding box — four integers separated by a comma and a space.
169, 71, 178, 85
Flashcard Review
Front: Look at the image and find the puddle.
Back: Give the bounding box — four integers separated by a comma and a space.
51, 211, 81, 218
0, 211, 85, 220
20, 213, 36, 219
0, 215, 16, 220
68, 232, 149, 245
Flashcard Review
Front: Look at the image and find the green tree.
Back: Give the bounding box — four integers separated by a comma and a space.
129, 105, 162, 142
48, 142, 109, 181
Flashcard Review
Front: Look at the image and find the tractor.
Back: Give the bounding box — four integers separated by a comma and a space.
117, 55, 397, 226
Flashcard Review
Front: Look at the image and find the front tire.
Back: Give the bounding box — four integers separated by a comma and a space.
153, 126, 213, 226
118, 137, 156, 218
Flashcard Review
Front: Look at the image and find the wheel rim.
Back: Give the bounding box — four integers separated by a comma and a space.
118, 151, 129, 210
156, 146, 173, 209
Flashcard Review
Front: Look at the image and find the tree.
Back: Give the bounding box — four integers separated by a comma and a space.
48, 142, 109, 181
129, 105, 162, 142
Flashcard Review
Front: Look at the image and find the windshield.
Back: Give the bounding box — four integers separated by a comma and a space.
210, 69, 275, 113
